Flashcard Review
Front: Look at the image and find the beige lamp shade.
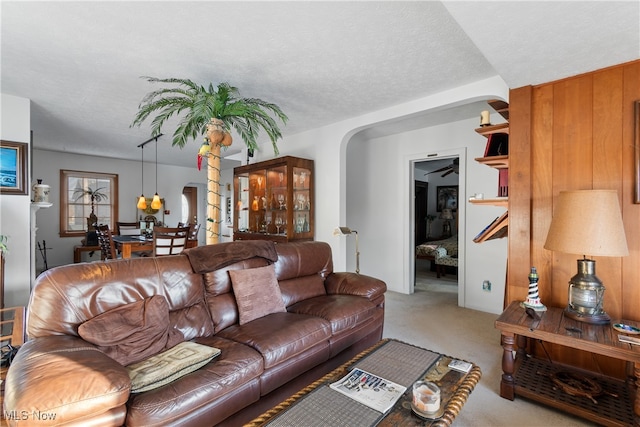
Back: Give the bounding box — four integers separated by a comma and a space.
544, 190, 628, 257
440, 208, 454, 220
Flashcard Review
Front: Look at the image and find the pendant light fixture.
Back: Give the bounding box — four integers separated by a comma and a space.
136, 144, 147, 210
151, 137, 162, 209
137, 134, 163, 211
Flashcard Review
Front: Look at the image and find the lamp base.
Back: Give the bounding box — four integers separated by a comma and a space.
564, 306, 611, 324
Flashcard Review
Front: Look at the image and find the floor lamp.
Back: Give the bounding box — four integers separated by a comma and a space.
333, 226, 359, 274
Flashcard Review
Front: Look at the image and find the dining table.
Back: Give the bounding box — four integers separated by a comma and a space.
111, 235, 153, 259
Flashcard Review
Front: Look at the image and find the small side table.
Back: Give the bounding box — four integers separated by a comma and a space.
1, 306, 26, 426
73, 245, 102, 263
495, 301, 640, 426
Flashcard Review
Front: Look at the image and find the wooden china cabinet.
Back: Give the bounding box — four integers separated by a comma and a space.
233, 156, 314, 243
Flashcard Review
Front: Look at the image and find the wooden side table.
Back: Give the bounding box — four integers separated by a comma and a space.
1, 306, 25, 426
495, 301, 640, 426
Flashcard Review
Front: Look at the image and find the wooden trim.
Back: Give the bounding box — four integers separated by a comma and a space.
59, 170, 119, 238
0, 140, 28, 195
506, 85, 533, 307
635, 100, 640, 203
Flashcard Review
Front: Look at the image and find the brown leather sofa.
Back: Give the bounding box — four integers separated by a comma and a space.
4, 240, 386, 426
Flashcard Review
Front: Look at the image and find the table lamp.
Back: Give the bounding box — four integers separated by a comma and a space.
440, 208, 454, 238
544, 190, 628, 324
333, 226, 360, 274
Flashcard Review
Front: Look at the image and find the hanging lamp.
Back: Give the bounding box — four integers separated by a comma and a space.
136, 145, 147, 210
151, 137, 162, 209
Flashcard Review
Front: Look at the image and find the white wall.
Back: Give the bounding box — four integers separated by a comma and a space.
250, 76, 509, 314
346, 117, 507, 313
0, 94, 32, 307
250, 76, 508, 274
3, 75, 510, 313
31, 149, 210, 270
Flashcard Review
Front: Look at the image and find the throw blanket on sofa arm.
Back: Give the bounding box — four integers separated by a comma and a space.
184, 240, 279, 273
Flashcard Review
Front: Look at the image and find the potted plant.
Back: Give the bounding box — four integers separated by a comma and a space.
131, 77, 287, 244
0, 235, 8, 255
73, 186, 108, 245
425, 214, 436, 239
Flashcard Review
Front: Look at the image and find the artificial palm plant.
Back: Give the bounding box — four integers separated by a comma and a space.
131, 77, 288, 244
73, 186, 108, 231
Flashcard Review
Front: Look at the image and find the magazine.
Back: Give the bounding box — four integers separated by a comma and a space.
448, 359, 473, 373
329, 368, 407, 413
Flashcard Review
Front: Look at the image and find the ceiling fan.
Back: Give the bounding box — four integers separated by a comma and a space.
424, 158, 459, 177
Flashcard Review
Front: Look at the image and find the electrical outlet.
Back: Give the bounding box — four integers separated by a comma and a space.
482, 280, 492, 292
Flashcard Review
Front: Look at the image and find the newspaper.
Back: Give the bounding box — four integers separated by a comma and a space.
329, 368, 407, 413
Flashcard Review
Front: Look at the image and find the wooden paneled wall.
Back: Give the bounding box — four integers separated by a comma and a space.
508, 59, 640, 376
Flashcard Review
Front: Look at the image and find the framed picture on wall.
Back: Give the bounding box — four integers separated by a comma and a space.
437, 185, 458, 212
0, 140, 28, 195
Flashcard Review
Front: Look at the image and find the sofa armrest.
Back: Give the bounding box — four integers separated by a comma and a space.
325, 272, 386, 302
4, 335, 130, 426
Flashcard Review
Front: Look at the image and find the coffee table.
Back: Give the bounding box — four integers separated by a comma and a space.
247, 339, 481, 427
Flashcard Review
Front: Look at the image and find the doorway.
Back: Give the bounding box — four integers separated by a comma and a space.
415, 181, 428, 246
182, 186, 198, 225
409, 150, 465, 307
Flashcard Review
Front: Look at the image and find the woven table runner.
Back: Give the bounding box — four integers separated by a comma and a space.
265, 340, 440, 426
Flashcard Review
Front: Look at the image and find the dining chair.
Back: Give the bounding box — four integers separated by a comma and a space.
116, 221, 140, 236
186, 223, 201, 248
152, 226, 190, 257
96, 224, 118, 260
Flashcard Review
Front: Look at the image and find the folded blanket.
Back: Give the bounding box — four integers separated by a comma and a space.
184, 240, 278, 273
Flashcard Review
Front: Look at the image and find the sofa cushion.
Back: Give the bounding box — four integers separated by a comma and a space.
278, 275, 327, 307
217, 312, 331, 369
288, 294, 377, 334
229, 264, 287, 325
127, 341, 221, 393
78, 296, 183, 366
184, 240, 278, 273
125, 337, 264, 427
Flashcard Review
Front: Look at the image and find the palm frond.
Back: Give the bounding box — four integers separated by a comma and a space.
131, 77, 287, 154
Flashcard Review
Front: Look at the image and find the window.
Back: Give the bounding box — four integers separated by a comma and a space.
181, 194, 189, 224
59, 170, 118, 237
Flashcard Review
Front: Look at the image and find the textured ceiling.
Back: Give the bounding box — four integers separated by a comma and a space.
1, 1, 638, 168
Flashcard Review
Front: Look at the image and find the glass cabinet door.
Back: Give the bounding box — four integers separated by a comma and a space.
266, 165, 287, 235
292, 166, 312, 237
235, 173, 249, 232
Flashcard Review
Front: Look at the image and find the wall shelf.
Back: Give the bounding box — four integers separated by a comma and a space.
468, 197, 508, 208
474, 155, 509, 169
487, 99, 509, 121
472, 101, 509, 243
475, 122, 509, 136
473, 210, 508, 243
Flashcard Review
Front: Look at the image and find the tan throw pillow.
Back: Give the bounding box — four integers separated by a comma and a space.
229, 264, 287, 325
78, 296, 183, 366
127, 341, 221, 393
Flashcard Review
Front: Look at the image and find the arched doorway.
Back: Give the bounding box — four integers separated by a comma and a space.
182, 186, 198, 225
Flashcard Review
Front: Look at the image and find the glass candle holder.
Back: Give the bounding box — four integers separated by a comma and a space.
412, 381, 440, 414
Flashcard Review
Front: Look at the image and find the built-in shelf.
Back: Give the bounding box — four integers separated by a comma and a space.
474, 155, 509, 169
468, 197, 508, 208
475, 122, 509, 136
31, 202, 53, 209
472, 101, 509, 243
473, 210, 508, 243
487, 99, 509, 121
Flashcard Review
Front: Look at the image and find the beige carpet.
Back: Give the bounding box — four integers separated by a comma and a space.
382, 266, 595, 426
